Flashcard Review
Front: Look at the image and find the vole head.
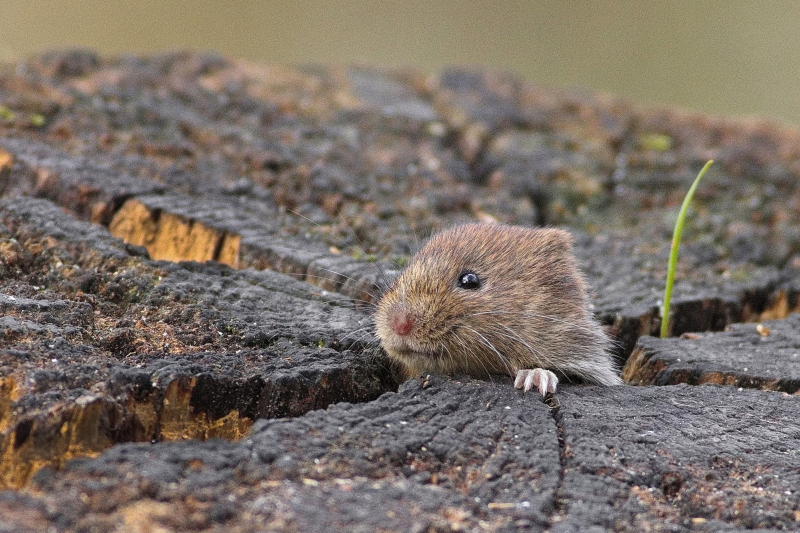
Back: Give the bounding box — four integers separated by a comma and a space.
375, 223, 591, 378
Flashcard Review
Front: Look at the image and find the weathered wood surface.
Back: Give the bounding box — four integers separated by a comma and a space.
0, 50, 799, 531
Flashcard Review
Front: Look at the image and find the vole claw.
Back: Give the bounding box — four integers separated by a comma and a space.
514, 368, 559, 396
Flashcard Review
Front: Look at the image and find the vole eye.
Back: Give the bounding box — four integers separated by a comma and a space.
457, 271, 481, 290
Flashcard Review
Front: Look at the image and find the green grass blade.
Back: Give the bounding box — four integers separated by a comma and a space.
660, 160, 714, 338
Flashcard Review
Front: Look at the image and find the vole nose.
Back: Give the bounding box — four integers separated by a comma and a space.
388, 304, 415, 336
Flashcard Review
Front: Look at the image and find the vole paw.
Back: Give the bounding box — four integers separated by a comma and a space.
514, 368, 558, 396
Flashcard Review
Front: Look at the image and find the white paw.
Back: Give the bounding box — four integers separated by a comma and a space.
514, 368, 558, 396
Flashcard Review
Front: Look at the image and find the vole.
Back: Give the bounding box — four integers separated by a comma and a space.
374, 223, 622, 396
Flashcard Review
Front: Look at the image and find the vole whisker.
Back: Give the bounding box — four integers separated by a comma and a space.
287, 208, 394, 298
483, 322, 559, 376
342, 325, 375, 342
471, 310, 624, 353
347, 333, 377, 349
466, 310, 603, 337
448, 329, 474, 376
457, 324, 515, 378
260, 269, 378, 309
315, 267, 382, 302
459, 343, 469, 376
440, 340, 458, 371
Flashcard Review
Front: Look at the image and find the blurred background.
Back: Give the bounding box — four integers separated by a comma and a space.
1, 1, 798, 127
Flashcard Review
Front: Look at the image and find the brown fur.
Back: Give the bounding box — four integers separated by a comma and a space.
375, 223, 622, 386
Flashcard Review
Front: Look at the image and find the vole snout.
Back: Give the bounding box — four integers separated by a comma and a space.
386, 303, 415, 337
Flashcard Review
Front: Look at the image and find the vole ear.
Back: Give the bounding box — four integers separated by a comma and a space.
534, 228, 574, 253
